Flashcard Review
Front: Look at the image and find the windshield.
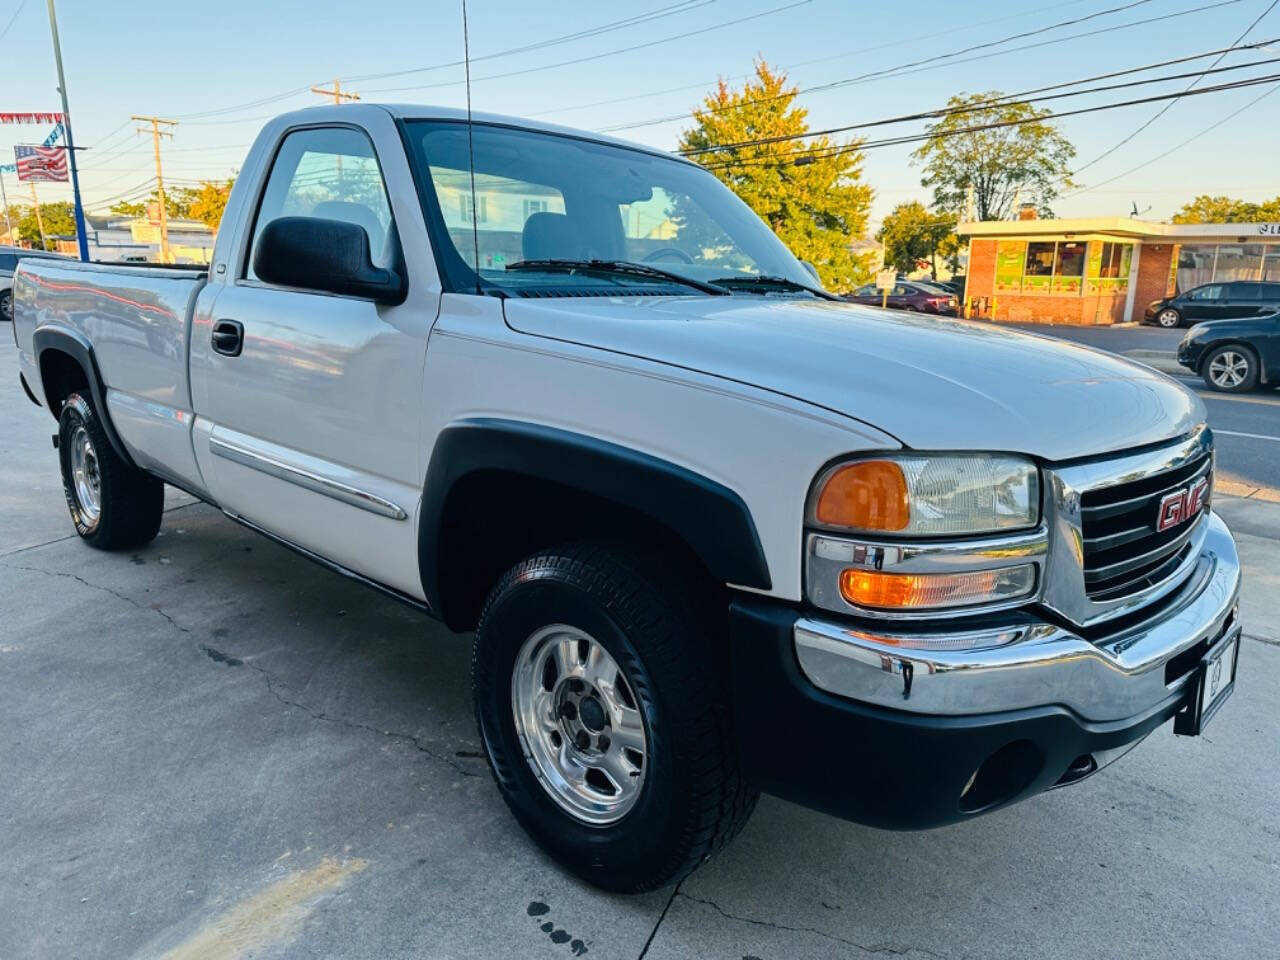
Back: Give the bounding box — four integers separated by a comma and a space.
404, 120, 817, 296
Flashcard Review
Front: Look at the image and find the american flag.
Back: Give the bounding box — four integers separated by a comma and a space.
15, 144, 68, 182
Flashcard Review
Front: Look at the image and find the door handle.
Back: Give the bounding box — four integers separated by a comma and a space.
211, 319, 244, 357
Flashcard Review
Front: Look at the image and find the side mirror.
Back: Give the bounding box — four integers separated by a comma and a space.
253, 216, 407, 305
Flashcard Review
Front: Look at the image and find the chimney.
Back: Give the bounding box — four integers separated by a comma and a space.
1017, 203, 1038, 220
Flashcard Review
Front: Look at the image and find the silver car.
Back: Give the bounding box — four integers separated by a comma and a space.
0, 246, 67, 322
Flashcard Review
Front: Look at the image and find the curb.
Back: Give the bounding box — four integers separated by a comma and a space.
1123, 349, 1185, 377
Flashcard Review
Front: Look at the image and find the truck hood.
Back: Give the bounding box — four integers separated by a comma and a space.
502, 296, 1204, 462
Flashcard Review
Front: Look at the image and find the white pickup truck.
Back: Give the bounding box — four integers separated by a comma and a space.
11, 104, 1242, 893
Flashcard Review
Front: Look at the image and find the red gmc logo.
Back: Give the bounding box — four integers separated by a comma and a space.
1156, 476, 1209, 533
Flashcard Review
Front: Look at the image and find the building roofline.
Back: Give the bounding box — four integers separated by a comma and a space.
958, 217, 1280, 241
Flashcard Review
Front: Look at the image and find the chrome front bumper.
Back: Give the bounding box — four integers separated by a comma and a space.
794, 511, 1240, 724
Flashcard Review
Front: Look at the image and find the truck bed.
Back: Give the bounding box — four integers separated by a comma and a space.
13, 258, 210, 494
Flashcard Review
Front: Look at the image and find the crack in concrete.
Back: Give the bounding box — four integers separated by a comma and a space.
636, 879, 682, 960
0, 556, 482, 781
676, 893, 947, 959
1244, 632, 1279, 647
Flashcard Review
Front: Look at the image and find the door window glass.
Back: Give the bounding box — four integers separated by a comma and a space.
247, 126, 395, 280
1189, 284, 1222, 301
1259, 281, 1280, 302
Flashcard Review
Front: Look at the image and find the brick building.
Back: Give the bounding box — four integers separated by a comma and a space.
958, 217, 1280, 325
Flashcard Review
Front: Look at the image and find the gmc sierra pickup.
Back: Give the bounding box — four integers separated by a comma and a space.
11, 104, 1242, 893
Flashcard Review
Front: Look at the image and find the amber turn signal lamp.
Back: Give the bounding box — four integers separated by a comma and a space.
815, 460, 909, 532
839, 567, 1035, 610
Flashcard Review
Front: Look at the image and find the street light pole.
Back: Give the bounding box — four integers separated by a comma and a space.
45, 0, 90, 262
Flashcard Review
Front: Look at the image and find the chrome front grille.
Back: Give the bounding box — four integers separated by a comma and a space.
1080, 453, 1212, 600
1042, 427, 1214, 628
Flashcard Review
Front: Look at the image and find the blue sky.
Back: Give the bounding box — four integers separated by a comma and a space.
2, 0, 1278, 228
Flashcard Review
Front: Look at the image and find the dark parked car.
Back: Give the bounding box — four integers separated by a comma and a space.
1, 246, 68, 322
1143, 280, 1280, 328
845, 280, 958, 315
1177, 313, 1280, 392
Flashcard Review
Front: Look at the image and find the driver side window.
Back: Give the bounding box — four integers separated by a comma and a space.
247, 126, 395, 281
1190, 284, 1222, 301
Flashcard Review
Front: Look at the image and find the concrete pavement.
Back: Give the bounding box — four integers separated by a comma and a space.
2, 336, 1278, 959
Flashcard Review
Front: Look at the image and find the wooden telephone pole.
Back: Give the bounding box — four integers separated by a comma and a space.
131, 115, 176, 262
311, 79, 360, 104
29, 182, 48, 249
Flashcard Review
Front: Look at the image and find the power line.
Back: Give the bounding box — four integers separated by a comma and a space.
1071, 0, 1278, 174
598, 0, 1244, 133
345, 0, 715, 84
0, 1, 25, 44
528, 0, 1096, 119
359, 0, 813, 95
698, 71, 1280, 170
1062, 78, 1280, 195
681, 48, 1280, 156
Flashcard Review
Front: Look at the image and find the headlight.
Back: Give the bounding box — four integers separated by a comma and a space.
810, 454, 1039, 536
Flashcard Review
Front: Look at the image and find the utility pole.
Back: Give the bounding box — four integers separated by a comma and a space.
46, 0, 89, 262
0, 171, 12, 242
30, 182, 48, 250
311, 78, 360, 104
132, 115, 176, 263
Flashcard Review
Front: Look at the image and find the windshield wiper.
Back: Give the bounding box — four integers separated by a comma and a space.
708, 274, 839, 300
504, 258, 729, 296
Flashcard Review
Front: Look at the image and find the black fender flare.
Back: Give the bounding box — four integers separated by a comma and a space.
419, 418, 771, 613
32, 325, 136, 467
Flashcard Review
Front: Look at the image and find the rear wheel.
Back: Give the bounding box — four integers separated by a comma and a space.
1202, 345, 1259, 393
58, 392, 164, 548
1155, 307, 1181, 328
472, 542, 757, 892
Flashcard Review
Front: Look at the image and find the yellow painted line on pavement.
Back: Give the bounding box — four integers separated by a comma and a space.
153, 857, 368, 960
1216, 478, 1280, 504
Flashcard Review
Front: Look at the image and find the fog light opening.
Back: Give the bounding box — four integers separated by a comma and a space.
958, 739, 1043, 814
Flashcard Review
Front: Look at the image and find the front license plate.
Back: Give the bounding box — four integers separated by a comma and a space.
1174, 627, 1240, 737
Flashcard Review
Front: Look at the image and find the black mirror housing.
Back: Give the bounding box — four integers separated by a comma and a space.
253, 216, 407, 305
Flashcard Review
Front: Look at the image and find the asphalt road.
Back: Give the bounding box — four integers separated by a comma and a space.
2, 330, 1279, 960
1006, 322, 1280, 499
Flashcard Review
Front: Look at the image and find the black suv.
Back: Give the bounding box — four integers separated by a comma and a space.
1143, 280, 1280, 328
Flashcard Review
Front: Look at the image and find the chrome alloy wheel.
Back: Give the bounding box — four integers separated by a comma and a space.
512, 624, 648, 825
69, 423, 102, 524
1156, 308, 1180, 328
1208, 350, 1250, 389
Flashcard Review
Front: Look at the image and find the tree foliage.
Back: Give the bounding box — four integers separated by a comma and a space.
5, 202, 77, 250
876, 202, 958, 277
1172, 194, 1280, 223
679, 60, 874, 292
186, 178, 235, 231
912, 93, 1076, 221
111, 187, 195, 220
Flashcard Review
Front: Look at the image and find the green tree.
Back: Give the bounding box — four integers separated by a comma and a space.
679, 60, 874, 292
110, 187, 194, 220
876, 202, 958, 278
10, 202, 76, 250
1172, 194, 1280, 223
185, 178, 235, 232
912, 92, 1076, 221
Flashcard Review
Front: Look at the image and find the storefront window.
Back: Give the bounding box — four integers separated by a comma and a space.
1023, 241, 1055, 291
994, 241, 1025, 293
1176, 243, 1279, 292
1086, 241, 1132, 294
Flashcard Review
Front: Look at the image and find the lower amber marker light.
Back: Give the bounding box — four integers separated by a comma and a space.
839, 565, 1036, 610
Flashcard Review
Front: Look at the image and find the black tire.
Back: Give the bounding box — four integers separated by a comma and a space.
1201, 344, 1259, 393
0, 289, 11, 323
472, 542, 757, 893
58, 392, 164, 549
1155, 307, 1182, 328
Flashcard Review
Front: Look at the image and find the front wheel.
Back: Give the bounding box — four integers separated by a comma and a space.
1202, 345, 1259, 393
472, 543, 757, 892
58, 392, 164, 548
1155, 307, 1182, 328
0, 289, 12, 323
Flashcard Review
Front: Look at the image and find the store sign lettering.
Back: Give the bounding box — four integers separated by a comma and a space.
1259, 223, 1280, 236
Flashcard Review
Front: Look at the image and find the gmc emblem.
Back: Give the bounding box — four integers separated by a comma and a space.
1156, 476, 1209, 533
